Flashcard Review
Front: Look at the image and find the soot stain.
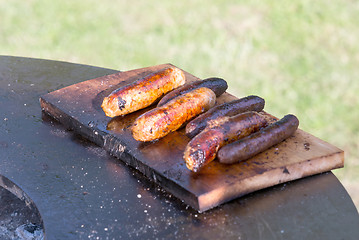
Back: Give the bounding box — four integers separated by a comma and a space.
282, 167, 290, 174
117, 97, 126, 110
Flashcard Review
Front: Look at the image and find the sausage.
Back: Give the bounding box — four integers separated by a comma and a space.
157, 77, 228, 107
101, 67, 185, 117
132, 87, 216, 142
183, 111, 268, 172
185, 95, 265, 138
218, 114, 299, 164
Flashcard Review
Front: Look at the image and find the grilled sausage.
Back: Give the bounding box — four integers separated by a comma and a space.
101, 67, 185, 117
157, 77, 228, 107
218, 114, 299, 164
184, 111, 268, 172
185, 95, 265, 138
132, 87, 216, 142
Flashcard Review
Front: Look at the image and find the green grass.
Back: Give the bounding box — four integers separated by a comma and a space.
1, 0, 359, 208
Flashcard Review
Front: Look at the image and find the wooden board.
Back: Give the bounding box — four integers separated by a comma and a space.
39, 64, 344, 212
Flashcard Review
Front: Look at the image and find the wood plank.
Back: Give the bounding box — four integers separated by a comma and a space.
39, 64, 344, 212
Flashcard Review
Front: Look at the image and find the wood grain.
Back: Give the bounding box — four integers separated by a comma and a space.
39, 64, 344, 212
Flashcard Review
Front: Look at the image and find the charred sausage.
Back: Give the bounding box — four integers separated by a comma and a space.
157, 77, 228, 107
101, 67, 185, 117
183, 111, 267, 172
218, 114, 299, 164
185, 95, 265, 138
132, 87, 216, 142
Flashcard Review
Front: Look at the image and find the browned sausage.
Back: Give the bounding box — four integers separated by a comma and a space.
185, 95, 265, 138
132, 87, 216, 142
183, 111, 268, 172
157, 77, 228, 107
101, 67, 185, 117
218, 114, 299, 164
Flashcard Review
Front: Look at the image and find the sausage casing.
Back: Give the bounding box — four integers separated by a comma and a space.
101, 67, 185, 117
157, 77, 228, 107
185, 95, 265, 138
183, 111, 267, 172
132, 87, 216, 142
218, 114, 299, 164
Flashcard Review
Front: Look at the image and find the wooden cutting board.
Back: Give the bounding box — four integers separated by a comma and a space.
39, 64, 344, 212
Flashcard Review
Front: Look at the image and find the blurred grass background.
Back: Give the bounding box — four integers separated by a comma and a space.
1, 0, 358, 209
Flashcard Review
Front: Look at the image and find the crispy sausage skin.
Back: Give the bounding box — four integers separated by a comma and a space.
184, 111, 268, 172
218, 114, 299, 164
101, 67, 185, 117
157, 77, 228, 107
131, 87, 216, 142
185, 95, 265, 138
